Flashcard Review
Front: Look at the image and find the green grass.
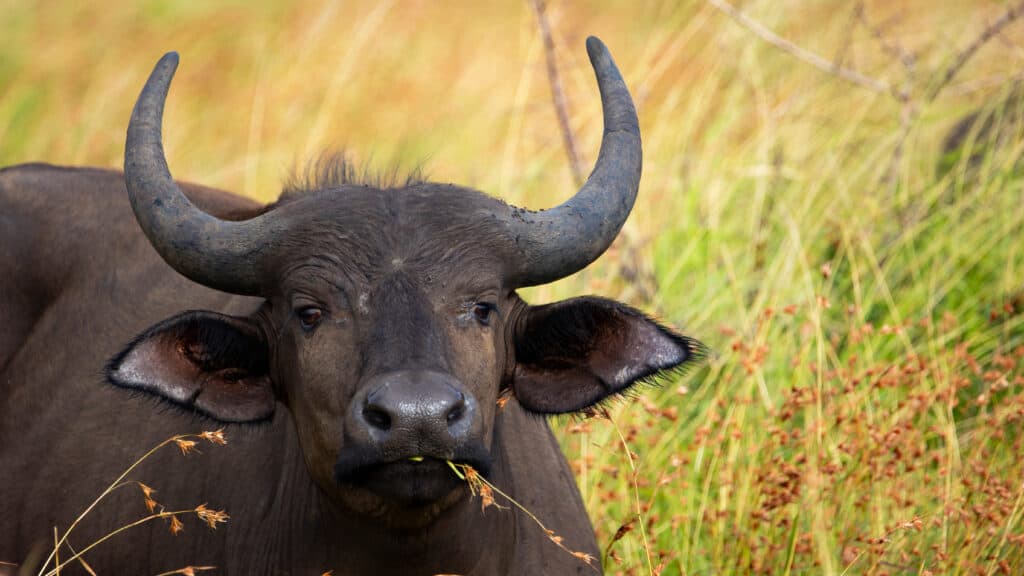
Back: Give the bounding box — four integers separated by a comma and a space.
3, 0, 1024, 573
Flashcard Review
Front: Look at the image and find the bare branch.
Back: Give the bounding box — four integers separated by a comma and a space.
929, 0, 1024, 101
830, 1, 864, 69
858, 6, 917, 194
706, 0, 892, 95
856, 5, 916, 71
528, 0, 583, 186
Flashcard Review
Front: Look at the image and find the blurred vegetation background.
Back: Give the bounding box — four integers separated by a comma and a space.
3, 0, 1024, 574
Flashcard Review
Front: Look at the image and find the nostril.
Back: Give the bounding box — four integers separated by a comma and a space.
446, 392, 467, 425
363, 405, 392, 431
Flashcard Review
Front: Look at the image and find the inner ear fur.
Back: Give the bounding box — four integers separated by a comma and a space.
512, 296, 704, 414
106, 310, 275, 423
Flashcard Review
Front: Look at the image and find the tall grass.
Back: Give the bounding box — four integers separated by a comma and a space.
3, 0, 1023, 574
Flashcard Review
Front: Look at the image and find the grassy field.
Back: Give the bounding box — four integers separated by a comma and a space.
3, 0, 1024, 574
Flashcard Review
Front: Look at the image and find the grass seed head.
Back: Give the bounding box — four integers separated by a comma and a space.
194, 504, 229, 529
496, 388, 513, 411
571, 551, 596, 567
136, 482, 159, 513
199, 429, 228, 445
136, 482, 156, 498
174, 439, 199, 455
611, 517, 636, 544
168, 515, 184, 536
477, 482, 503, 513
448, 461, 594, 571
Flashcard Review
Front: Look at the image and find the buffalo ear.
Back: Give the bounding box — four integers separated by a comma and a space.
107, 311, 275, 423
512, 297, 704, 414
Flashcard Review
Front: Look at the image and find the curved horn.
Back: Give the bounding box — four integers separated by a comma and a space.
125, 52, 271, 296
506, 36, 642, 287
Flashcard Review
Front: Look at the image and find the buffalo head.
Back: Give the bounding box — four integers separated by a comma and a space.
107, 37, 703, 524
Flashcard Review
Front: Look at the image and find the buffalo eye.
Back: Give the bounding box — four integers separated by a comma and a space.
472, 302, 496, 326
297, 306, 324, 330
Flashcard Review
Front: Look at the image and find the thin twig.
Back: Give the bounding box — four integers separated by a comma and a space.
528, 0, 583, 186
830, 1, 864, 70
857, 5, 918, 194
928, 0, 1024, 101
856, 6, 916, 71
706, 0, 892, 95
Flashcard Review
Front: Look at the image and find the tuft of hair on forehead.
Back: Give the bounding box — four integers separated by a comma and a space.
280, 150, 427, 200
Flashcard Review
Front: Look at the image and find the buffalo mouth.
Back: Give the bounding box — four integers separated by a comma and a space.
334, 445, 492, 506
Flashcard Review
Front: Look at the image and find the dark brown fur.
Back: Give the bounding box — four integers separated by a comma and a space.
0, 163, 701, 574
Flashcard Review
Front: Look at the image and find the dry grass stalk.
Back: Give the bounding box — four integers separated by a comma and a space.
604, 411, 657, 576
446, 461, 598, 572
62, 543, 97, 576
984, 483, 1024, 575
528, 0, 583, 187
34, 430, 230, 576
40, 508, 222, 576
153, 566, 216, 576
840, 515, 928, 574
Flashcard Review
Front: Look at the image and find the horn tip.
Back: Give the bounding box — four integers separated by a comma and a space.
585, 36, 621, 79
158, 51, 180, 70
585, 36, 608, 59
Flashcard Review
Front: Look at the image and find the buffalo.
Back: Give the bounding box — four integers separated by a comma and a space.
0, 37, 703, 574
